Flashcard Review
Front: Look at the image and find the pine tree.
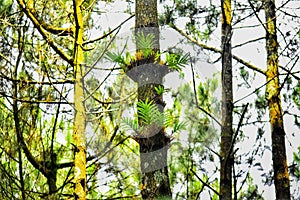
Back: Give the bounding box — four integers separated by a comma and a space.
264, 0, 291, 198
220, 0, 233, 199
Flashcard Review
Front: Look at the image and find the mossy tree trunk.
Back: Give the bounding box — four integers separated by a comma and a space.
134, 0, 172, 199
15, 0, 86, 198
220, 0, 233, 199
73, 0, 86, 199
264, 1, 291, 199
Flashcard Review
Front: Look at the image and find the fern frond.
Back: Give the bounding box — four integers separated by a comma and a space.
164, 111, 174, 127
164, 109, 186, 133
137, 99, 163, 126
155, 51, 162, 63
105, 51, 126, 66
136, 32, 155, 58
166, 52, 189, 71
154, 85, 165, 95
173, 121, 186, 133
121, 118, 140, 134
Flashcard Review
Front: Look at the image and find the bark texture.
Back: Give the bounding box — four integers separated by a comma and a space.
73, 0, 86, 199
220, 0, 233, 199
264, 1, 291, 199
134, 0, 172, 199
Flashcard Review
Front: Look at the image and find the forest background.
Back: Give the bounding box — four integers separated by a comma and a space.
0, 0, 299, 199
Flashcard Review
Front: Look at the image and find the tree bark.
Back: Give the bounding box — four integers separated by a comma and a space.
13, 27, 26, 200
73, 0, 86, 199
264, 1, 291, 199
134, 0, 172, 199
220, 0, 233, 199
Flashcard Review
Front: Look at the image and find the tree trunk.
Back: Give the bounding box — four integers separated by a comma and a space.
46, 153, 58, 195
264, 1, 291, 199
12, 30, 26, 200
73, 0, 86, 199
220, 0, 233, 199
134, 0, 172, 199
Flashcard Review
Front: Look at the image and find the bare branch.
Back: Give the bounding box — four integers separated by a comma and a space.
247, 0, 268, 32
83, 15, 134, 45
191, 169, 220, 196
171, 25, 266, 75
190, 59, 222, 127
231, 103, 249, 156
233, 36, 265, 49
278, 56, 299, 93
0, 91, 72, 104
0, 74, 74, 85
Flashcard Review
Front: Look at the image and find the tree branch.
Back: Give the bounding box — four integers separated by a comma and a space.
56, 126, 127, 169
83, 15, 135, 45
0, 74, 74, 85
171, 25, 266, 75
0, 91, 72, 104
16, 0, 73, 65
231, 103, 249, 155
191, 169, 220, 196
190, 60, 222, 127
233, 36, 265, 49
20, 0, 73, 36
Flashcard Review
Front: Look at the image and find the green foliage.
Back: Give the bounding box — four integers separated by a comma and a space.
106, 34, 189, 75
121, 99, 162, 135
121, 98, 185, 136
154, 85, 165, 95
165, 52, 189, 71
291, 147, 300, 180
172, 120, 186, 133
168, 76, 220, 198
164, 109, 186, 134
137, 98, 163, 125
161, 0, 218, 41
0, 0, 12, 15
197, 74, 220, 113
66, 124, 72, 146
239, 66, 250, 87
105, 51, 127, 67
121, 117, 140, 133
1, 0, 298, 198
255, 90, 268, 121
157, 196, 173, 200
292, 81, 300, 108
238, 175, 264, 200
135, 32, 156, 57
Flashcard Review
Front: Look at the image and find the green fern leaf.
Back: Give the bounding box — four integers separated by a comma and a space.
136, 32, 155, 58
105, 51, 126, 66
154, 85, 165, 95
166, 52, 189, 71
137, 99, 163, 125
121, 118, 140, 134
173, 121, 186, 133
